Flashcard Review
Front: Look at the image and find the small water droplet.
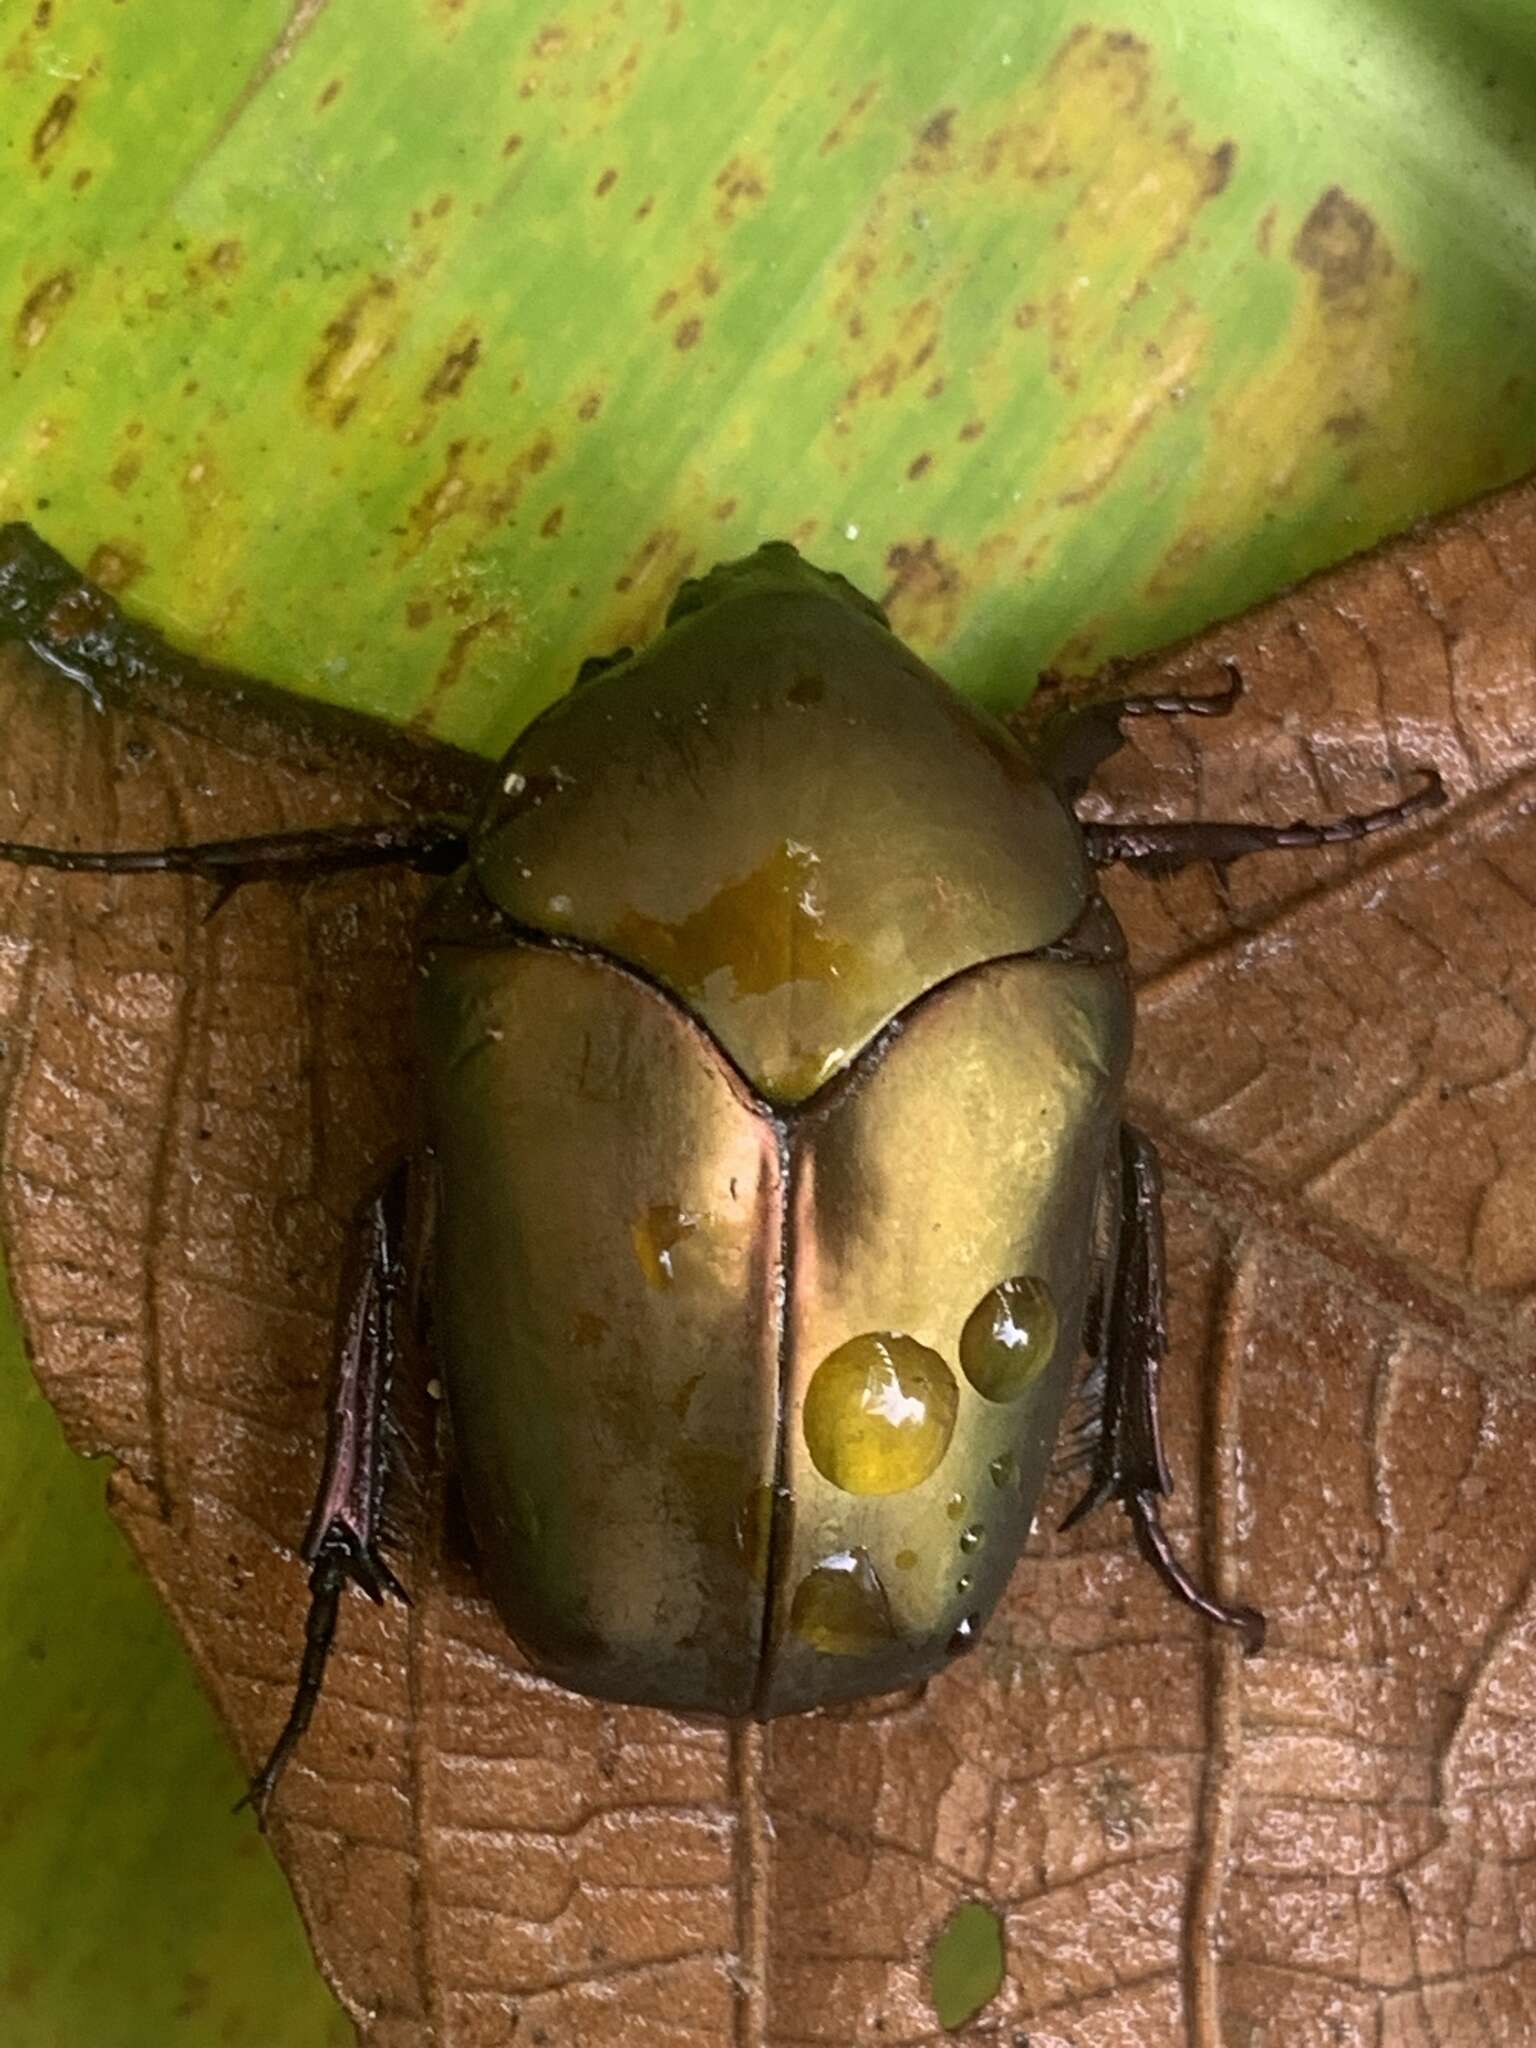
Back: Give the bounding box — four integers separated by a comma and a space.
956, 1574, 973, 1595
945, 1492, 967, 1522
947, 1613, 980, 1656
791, 1549, 896, 1655
501, 768, 527, 798
959, 1523, 984, 1554
630, 1204, 699, 1288
989, 1452, 1016, 1489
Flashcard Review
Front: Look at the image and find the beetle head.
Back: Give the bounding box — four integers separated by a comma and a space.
665, 540, 890, 633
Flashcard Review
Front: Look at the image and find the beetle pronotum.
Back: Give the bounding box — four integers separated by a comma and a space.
0, 526, 1442, 1823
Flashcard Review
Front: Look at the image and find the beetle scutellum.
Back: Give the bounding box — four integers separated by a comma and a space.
0, 529, 1443, 1819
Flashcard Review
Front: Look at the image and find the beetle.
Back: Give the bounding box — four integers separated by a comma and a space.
0, 527, 1443, 1821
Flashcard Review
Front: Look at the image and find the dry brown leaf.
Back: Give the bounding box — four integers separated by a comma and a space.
3, 486, 1535, 2048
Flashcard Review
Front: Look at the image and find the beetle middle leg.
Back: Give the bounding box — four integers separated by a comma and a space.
239, 1158, 420, 1827
1081, 765, 1445, 875
1063, 1125, 1265, 1654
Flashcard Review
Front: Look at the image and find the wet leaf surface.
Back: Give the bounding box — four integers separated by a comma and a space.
2, 474, 1534, 2046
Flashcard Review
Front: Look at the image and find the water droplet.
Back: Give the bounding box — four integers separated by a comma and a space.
606, 838, 858, 1001
989, 1452, 1016, 1489
959, 1524, 984, 1554
501, 768, 527, 798
790, 1549, 896, 1655
960, 1274, 1059, 1402
945, 1491, 967, 1522
956, 1574, 973, 1595
947, 1613, 980, 1656
803, 1333, 957, 1495
630, 1204, 698, 1288
895, 1548, 918, 1571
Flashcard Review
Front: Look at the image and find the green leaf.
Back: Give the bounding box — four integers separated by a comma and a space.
930, 1900, 1006, 2032
0, 1270, 351, 2047
3, 0, 1536, 2038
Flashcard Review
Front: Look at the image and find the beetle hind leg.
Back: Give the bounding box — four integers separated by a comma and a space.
1062, 1125, 1265, 1656
239, 1160, 419, 1827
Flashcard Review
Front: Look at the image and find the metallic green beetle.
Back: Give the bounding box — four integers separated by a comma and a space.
0, 531, 1442, 1815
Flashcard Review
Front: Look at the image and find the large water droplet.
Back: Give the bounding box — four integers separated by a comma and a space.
960, 1274, 1059, 1402
790, 1549, 896, 1655
803, 1333, 957, 1495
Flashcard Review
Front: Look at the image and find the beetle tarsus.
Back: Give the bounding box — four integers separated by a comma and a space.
1082, 766, 1446, 875
1114, 658, 1243, 721
236, 1550, 351, 1829
1126, 1489, 1266, 1655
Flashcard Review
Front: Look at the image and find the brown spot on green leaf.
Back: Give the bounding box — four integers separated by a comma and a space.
305, 277, 400, 426
402, 440, 475, 558
713, 155, 766, 227
422, 334, 482, 402
1292, 186, 1385, 302
883, 535, 965, 642
84, 543, 143, 593
13, 269, 73, 349
919, 107, 955, 151
31, 89, 75, 162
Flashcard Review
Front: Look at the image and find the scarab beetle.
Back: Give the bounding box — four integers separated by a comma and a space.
0, 529, 1443, 1817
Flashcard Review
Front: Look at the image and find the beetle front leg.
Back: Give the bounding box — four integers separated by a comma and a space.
1062, 1125, 1265, 1655
240, 1159, 418, 1826
0, 817, 469, 907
